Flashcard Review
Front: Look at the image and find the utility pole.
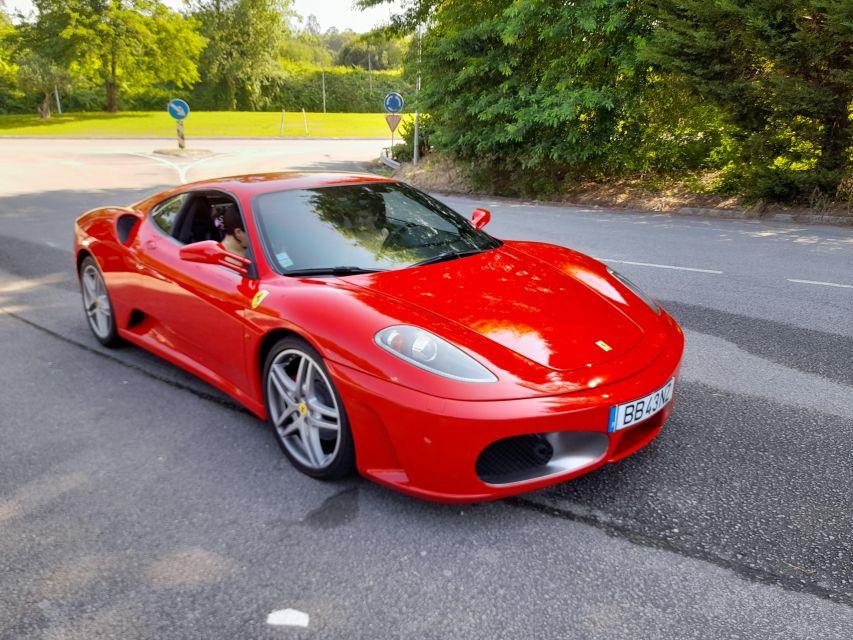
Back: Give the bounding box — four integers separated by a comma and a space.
321, 65, 327, 114
413, 24, 422, 165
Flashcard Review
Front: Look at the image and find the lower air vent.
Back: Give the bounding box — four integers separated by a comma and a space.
476, 431, 609, 486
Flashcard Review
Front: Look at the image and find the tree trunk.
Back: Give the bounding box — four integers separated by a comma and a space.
106, 50, 118, 112
38, 92, 51, 119
106, 80, 117, 113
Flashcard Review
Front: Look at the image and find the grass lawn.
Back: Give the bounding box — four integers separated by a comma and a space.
0, 111, 394, 137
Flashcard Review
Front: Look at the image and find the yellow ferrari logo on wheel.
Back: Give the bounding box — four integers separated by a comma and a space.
298, 402, 308, 417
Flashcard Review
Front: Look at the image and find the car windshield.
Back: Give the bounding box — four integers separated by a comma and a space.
253, 182, 501, 275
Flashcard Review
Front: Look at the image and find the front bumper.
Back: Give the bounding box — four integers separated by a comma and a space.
329, 336, 683, 503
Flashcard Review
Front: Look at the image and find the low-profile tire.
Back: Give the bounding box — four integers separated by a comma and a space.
263, 336, 356, 480
79, 256, 121, 348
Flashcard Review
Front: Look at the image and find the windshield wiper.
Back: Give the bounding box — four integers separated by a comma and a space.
283, 266, 387, 277
412, 249, 485, 268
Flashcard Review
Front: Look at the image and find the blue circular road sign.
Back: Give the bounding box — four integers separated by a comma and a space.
384, 92, 404, 114
167, 98, 190, 120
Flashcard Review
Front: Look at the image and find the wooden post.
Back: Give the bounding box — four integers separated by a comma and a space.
177, 120, 185, 150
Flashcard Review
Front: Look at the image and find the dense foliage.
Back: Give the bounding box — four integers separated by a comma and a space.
646, 0, 853, 200
361, 0, 852, 203
1, 0, 406, 114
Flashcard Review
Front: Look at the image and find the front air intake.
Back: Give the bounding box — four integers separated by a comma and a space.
476, 431, 609, 486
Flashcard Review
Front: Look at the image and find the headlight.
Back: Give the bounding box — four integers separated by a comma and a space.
607, 267, 660, 314
375, 325, 498, 383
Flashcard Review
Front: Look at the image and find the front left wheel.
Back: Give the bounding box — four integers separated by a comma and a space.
263, 337, 356, 480
79, 256, 121, 348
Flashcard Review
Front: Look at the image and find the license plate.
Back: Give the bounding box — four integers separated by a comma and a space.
608, 379, 674, 432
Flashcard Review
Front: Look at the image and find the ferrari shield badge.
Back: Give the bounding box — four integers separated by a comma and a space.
251, 289, 270, 309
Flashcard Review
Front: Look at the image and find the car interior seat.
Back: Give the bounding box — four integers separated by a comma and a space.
175, 197, 215, 244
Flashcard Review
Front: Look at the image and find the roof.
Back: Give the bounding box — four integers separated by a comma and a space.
183, 171, 396, 197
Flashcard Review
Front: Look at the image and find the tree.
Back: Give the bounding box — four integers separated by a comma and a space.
20, 1, 204, 112
322, 27, 357, 56
363, 1, 652, 193
0, 8, 23, 111
191, 0, 293, 110
16, 51, 70, 117
336, 33, 404, 70
645, 1, 853, 194
0, 8, 17, 86
302, 13, 321, 37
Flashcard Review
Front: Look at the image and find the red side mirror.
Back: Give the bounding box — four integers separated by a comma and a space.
179, 240, 251, 276
471, 208, 491, 230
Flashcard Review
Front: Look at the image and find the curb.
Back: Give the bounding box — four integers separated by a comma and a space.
675, 206, 853, 226
397, 181, 853, 229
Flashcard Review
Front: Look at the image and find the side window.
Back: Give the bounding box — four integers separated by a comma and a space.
150, 194, 188, 236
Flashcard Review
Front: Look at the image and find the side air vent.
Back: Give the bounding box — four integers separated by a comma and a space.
116, 214, 141, 245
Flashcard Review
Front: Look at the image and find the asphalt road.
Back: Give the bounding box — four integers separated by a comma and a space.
1, 139, 851, 639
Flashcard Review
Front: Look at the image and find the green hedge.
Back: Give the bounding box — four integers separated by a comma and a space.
264, 64, 413, 113
1, 64, 413, 114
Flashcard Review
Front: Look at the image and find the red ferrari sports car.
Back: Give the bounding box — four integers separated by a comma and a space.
74, 172, 683, 502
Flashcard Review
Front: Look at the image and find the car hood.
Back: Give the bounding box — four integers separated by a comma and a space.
350, 243, 644, 371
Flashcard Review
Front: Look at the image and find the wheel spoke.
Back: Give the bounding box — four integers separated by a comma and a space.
300, 419, 324, 467
307, 397, 338, 420
96, 311, 108, 336
269, 365, 293, 402
83, 272, 97, 298
307, 414, 339, 433
279, 414, 302, 437
294, 358, 309, 398
274, 404, 300, 429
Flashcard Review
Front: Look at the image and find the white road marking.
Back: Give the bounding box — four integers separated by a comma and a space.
267, 609, 310, 628
127, 152, 216, 184
787, 279, 853, 289
598, 258, 724, 274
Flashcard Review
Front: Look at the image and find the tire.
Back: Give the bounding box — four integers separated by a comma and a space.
263, 336, 356, 480
79, 256, 121, 348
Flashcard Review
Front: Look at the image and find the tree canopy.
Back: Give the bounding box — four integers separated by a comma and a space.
361, 0, 852, 202
17, 0, 204, 112
646, 0, 853, 196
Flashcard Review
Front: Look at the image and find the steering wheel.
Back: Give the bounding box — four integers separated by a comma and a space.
381, 221, 421, 250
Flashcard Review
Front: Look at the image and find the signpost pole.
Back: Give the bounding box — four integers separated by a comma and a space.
279, 109, 285, 136
413, 24, 422, 166
322, 66, 327, 114
302, 108, 308, 135
167, 98, 190, 150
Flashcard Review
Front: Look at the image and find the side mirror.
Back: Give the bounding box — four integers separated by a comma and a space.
471, 208, 491, 230
179, 240, 251, 276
